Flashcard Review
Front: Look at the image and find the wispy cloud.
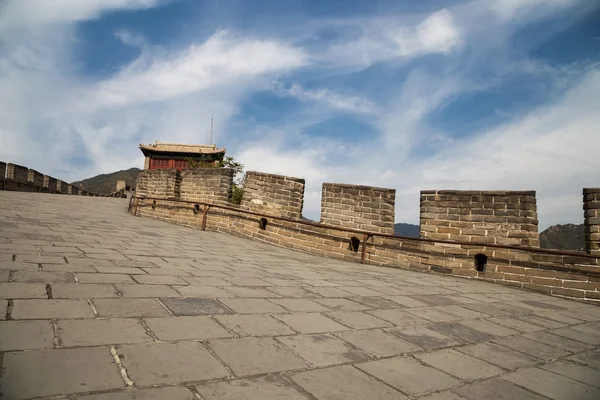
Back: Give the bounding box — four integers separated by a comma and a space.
279, 83, 377, 114
0, 0, 160, 31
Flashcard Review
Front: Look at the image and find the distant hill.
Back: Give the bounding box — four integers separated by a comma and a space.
394, 223, 420, 238
540, 223, 585, 251
71, 168, 140, 195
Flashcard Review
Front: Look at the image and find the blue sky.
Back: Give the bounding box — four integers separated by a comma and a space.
1, 0, 599, 228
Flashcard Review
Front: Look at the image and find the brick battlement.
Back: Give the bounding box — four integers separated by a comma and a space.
129, 169, 598, 302
420, 190, 539, 247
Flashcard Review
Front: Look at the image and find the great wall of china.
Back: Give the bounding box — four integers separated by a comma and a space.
2, 160, 598, 302
128, 168, 600, 303
0, 161, 127, 198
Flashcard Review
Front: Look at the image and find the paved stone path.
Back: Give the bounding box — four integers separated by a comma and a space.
1, 191, 599, 400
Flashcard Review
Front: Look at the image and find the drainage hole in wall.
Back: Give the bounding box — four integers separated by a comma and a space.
193, 204, 200, 215
259, 218, 268, 230
349, 237, 360, 252
474, 253, 487, 272
151, 200, 156, 210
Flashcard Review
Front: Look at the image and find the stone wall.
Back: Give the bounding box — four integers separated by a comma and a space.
130, 168, 600, 302
27, 169, 44, 187
0, 160, 109, 196
320, 183, 395, 235
6, 163, 28, 183
116, 180, 126, 192
135, 169, 180, 199
43, 176, 57, 193
180, 168, 233, 206
133, 196, 600, 301
420, 190, 539, 247
241, 171, 305, 218
584, 188, 600, 256
56, 180, 68, 194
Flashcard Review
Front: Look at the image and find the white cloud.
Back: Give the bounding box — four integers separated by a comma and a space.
0, 27, 309, 182
323, 9, 463, 68
394, 9, 462, 56
0, 0, 159, 31
281, 83, 376, 114
92, 31, 308, 108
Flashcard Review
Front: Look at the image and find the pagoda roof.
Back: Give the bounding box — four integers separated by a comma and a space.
139, 141, 226, 156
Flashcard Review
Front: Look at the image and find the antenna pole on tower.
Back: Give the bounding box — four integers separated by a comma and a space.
210, 114, 214, 146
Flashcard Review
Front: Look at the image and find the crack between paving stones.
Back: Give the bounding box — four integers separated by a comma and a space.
7, 270, 14, 282
199, 341, 236, 379
185, 385, 206, 400
51, 319, 62, 348
5, 299, 14, 320
11, 254, 16, 261
113, 284, 124, 298
87, 299, 99, 317
63, 256, 69, 264
137, 318, 159, 342
155, 298, 175, 316
37, 263, 42, 271
72, 272, 79, 283
45, 283, 53, 299
110, 346, 134, 387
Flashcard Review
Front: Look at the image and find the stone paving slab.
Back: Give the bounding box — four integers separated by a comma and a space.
1, 191, 600, 399
0, 347, 125, 399
290, 365, 407, 400
197, 375, 311, 400
117, 342, 230, 385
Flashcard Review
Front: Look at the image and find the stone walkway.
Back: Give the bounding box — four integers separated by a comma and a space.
1, 191, 599, 400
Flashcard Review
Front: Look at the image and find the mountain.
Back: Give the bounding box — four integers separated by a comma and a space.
539, 223, 585, 251
71, 168, 141, 195
394, 223, 420, 238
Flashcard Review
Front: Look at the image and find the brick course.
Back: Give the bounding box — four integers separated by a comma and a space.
242, 171, 305, 218
321, 183, 395, 234
180, 168, 233, 206
584, 188, 600, 256
420, 190, 539, 247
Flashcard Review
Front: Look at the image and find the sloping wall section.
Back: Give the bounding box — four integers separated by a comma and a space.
132, 169, 600, 302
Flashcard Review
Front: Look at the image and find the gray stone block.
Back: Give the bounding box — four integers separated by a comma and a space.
0, 347, 124, 399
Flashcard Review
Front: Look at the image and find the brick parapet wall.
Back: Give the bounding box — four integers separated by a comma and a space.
132, 197, 600, 302
27, 169, 44, 188
241, 171, 305, 218
420, 190, 539, 248
135, 169, 180, 199
56, 180, 68, 194
321, 183, 395, 234
180, 168, 233, 206
0, 160, 106, 196
584, 188, 600, 256
6, 163, 29, 183
43, 176, 57, 193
